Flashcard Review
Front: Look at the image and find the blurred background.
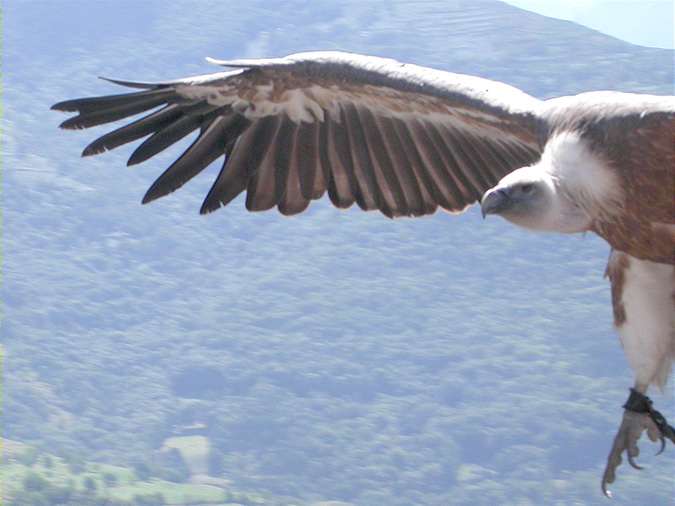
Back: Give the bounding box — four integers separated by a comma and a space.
2, 1, 674, 505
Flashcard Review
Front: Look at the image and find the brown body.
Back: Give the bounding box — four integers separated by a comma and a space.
591, 113, 675, 265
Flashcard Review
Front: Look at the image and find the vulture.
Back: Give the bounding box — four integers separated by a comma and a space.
52, 51, 675, 496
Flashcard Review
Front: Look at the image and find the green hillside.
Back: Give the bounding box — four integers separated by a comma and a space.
3, 439, 268, 505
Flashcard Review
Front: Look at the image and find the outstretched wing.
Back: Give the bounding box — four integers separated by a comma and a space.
53, 51, 544, 217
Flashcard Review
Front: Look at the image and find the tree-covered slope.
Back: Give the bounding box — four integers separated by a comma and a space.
3, 1, 674, 505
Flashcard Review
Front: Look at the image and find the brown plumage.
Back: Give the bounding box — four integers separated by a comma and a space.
590, 113, 675, 265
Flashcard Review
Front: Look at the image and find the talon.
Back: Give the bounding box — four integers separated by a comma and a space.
627, 453, 643, 470
602, 482, 612, 499
655, 436, 666, 456
602, 470, 616, 498
601, 454, 619, 498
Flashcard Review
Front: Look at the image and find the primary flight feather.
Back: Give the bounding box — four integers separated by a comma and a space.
52, 51, 675, 496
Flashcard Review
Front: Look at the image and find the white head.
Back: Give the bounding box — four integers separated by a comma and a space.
479, 131, 615, 234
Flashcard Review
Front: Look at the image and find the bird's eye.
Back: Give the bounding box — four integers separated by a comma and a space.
521, 184, 534, 193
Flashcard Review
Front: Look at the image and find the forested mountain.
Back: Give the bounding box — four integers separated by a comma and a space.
3, 1, 674, 505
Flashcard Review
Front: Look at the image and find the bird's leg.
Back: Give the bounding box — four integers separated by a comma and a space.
601, 385, 675, 497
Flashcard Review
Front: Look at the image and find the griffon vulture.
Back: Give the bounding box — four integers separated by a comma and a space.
52, 51, 675, 496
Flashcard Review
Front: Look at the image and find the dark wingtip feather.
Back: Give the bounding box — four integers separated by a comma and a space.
141, 167, 198, 205
125, 109, 216, 167
380, 207, 395, 219
51, 101, 77, 112
81, 139, 113, 156
199, 201, 218, 214
141, 188, 160, 205
82, 145, 103, 157
127, 151, 146, 166
59, 117, 86, 130
98, 76, 160, 89
199, 195, 222, 214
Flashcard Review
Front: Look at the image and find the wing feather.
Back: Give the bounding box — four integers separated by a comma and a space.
52, 88, 174, 116
200, 118, 256, 213
410, 120, 467, 210
341, 102, 381, 211
245, 116, 283, 211
389, 119, 438, 214
307, 123, 327, 200
127, 104, 221, 166
323, 110, 357, 209
377, 116, 427, 216
292, 121, 322, 202
441, 127, 497, 193
427, 122, 485, 202
82, 104, 183, 156
54, 51, 545, 217
271, 118, 296, 210
142, 115, 228, 204
357, 106, 410, 217
279, 123, 310, 215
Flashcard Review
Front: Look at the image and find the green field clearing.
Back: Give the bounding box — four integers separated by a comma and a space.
0, 440, 249, 505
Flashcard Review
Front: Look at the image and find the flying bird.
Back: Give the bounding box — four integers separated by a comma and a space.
52, 51, 675, 495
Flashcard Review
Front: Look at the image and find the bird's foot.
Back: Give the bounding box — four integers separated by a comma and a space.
601, 389, 675, 498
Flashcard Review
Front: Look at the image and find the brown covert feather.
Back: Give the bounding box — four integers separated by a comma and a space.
591, 114, 675, 265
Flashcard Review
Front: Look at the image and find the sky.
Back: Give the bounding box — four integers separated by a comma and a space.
504, 0, 674, 49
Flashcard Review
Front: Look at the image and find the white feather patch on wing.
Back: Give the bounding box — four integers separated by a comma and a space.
616, 253, 675, 390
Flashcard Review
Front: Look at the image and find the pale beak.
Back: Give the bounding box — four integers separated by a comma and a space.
481, 188, 510, 219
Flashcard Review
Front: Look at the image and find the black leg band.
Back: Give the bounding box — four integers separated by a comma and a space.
623, 388, 653, 413
623, 388, 675, 444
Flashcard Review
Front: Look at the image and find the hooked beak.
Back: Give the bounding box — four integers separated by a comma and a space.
480, 188, 510, 219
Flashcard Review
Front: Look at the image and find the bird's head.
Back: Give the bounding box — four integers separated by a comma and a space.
480, 165, 590, 233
